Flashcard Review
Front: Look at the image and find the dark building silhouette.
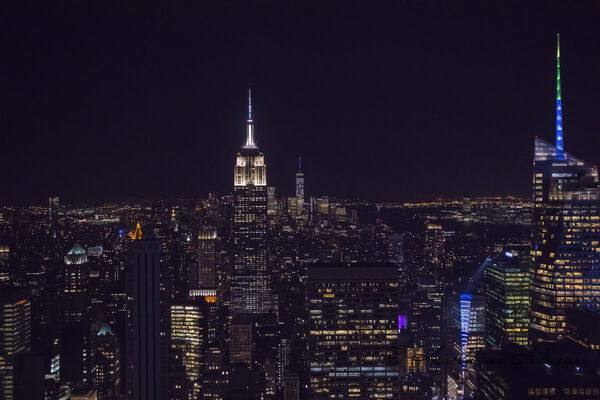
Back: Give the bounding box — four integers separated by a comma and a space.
127, 237, 169, 400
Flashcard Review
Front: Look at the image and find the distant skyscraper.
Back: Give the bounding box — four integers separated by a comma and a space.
127, 238, 168, 400
424, 223, 444, 277
0, 288, 31, 400
484, 246, 530, 349
62, 243, 91, 323
295, 157, 304, 211
61, 243, 93, 386
49, 196, 60, 236
530, 35, 600, 342
307, 264, 400, 399
231, 89, 271, 315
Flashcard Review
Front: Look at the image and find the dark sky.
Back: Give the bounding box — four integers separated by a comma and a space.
2, 2, 600, 204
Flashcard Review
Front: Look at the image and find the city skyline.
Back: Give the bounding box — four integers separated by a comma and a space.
3, 4, 600, 204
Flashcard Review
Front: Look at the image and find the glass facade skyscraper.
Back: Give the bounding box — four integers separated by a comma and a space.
307, 264, 400, 399
530, 35, 600, 343
484, 246, 530, 349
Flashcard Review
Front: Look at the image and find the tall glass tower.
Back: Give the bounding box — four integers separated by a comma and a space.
231, 90, 271, 314
530, 35, 600, 342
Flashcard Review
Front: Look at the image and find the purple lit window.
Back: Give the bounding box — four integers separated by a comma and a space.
398, 315, 407, 330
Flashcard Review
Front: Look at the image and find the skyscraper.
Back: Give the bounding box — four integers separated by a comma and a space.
530, 35, 600, 342
60, 243, 93, 387
484, 246, 530, 349
307, 264, 400, 399
295, 157, 304, 215
0, 288, 31, 400
170, 302, 203, 400
446, 293, 486, 400
231, 89, 271, 315
127, 238, 168, 400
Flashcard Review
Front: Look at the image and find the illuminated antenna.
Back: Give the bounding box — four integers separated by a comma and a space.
248, 88, 252, 122
243, 88, 257, 148
555, 33, 565, 158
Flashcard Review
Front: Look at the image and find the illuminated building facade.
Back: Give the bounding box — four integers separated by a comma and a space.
231, 90, 271, 315
485, 246, 530, 349
424, 223, 444, 277
307, 264, 400, 399
229, 323, 252, 365
0, 288, 31, 400
446, 293, 486, 400
295, 157, 304, 215
530, 35, 600, 343
93, 324, 121, 400
192, 229, 218, 291
408, 278, 443, 391
63, 243, 91, 323
170, 302, 203, 400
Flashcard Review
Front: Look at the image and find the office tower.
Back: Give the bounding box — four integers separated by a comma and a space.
229, 323, 252, 365
283, 374, 299, 400
201, 346, 227, 400
409, 278, 443, 391
484, 246, 530, 349
475, 342, 600, 400
93, 324, 121, 400
62, 243, 91, 323
530, 35, 600, 343
0, 244, 10, 284
0, 288, 31, 400
267, 186, 278, 217
295, 157, 304, 212
170, 302, 203, 400
307, 264, 400, 399
566, 308, 600, 350
191, 229, 217, 291
446, 293, 485, 400
61, 243, 93, 387
231, 89, 271, 314
127, 238, 168, 400
424, 223, 444, 276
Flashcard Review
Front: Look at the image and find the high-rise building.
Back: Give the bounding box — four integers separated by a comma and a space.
191, 229, 218, 291
485, 246, 530, 349
229, 323, 252, 365
170, 302, 203, 400
231, 89, 271, 315
49, 196, 60, 237
295, 157, 304, 215
93, 324, 121, 400
446, 293, 486, 400
61, 243, 93, 387
409, 278, 443, 391
307, 264, 400, 399
62, 243, 91, 323
127, 238, 168, 400
530, 35, 600, 343
424, 223, 444, 277
0, 288, 31, 400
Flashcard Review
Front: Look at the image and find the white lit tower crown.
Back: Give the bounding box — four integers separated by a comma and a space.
231, 89, 271, 315
234, 89, 267, 187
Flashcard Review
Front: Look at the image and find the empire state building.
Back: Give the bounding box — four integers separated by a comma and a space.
231, 90, 271, 315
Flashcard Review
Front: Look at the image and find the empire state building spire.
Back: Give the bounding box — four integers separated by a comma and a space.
555, 33, 564, 157
243, 88, 257, 149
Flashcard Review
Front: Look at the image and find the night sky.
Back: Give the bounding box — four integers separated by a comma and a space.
3, 2, 600, 204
